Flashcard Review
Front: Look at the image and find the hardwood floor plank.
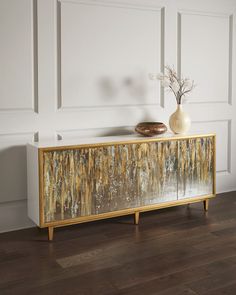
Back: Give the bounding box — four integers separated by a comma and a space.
204, 282, 236, 295
116, 258, 236, 294
186, 267, 236, 294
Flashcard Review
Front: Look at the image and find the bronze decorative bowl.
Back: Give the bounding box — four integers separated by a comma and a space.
135, 122, 167, 137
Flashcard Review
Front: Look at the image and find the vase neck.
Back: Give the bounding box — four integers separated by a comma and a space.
177, 104, 182, 110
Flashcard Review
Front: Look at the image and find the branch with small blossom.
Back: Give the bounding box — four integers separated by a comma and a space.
150, 66, 195, 104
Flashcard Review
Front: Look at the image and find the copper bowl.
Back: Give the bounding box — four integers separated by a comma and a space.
135, 122, 167, 137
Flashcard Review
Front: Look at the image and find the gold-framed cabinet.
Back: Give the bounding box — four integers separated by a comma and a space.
27, 134, 216, 241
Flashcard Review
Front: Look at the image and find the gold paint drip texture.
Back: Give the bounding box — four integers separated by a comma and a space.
43, 137, 213, 223
178, 137, 213, 198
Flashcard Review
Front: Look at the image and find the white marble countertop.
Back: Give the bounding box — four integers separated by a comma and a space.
27, 132, 215, 149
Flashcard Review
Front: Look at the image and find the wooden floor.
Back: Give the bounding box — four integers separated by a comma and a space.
1, 192, 236, 295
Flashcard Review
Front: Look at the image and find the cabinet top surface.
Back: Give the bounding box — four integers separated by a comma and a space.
27, 132, 215, 150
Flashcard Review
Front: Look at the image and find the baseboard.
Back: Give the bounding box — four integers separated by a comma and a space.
217, 187, 236, 195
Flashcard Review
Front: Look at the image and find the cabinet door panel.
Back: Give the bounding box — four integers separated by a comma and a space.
178, 137, 214, 199
42, 140, 178, 223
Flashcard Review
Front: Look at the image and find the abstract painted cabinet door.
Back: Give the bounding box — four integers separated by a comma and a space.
42, 140, 178, 223
178, 137, 214, 199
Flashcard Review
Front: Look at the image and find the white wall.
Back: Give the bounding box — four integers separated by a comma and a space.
0, 0, 235, 232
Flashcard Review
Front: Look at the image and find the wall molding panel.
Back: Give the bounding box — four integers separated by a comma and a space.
177, 10, 233, 105
32, 0, 39, 114
56, 0, 165, 110
0, 132, 37, 204
0, 0, 38, 113
0, 200, 34, 233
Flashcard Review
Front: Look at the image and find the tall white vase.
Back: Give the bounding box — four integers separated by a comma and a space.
169, 104, 191, 134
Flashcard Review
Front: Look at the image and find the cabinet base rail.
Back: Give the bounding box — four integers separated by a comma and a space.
45, 196, 213, 241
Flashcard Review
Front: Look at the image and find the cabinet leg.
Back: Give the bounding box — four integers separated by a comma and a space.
203, 199, 209, 211
48, 227, 54, 241
134, 212, 140, 225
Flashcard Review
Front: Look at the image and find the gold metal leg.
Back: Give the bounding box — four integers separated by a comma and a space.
203, 199, 209, 211
134, 212, 140, 225
48, 227, 54, 241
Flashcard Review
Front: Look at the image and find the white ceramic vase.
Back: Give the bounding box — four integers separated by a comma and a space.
169, 104, 191, 134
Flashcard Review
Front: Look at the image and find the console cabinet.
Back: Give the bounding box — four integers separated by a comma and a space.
27, 134, 216, 240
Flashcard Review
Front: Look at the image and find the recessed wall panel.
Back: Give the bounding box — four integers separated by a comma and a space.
179, 12, 231, 104
59, 1, 163, 109
0, 0, 36, 111
0, 133, 35, 203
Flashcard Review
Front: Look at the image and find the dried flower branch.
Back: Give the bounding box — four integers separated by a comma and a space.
149, 66, 195, 104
